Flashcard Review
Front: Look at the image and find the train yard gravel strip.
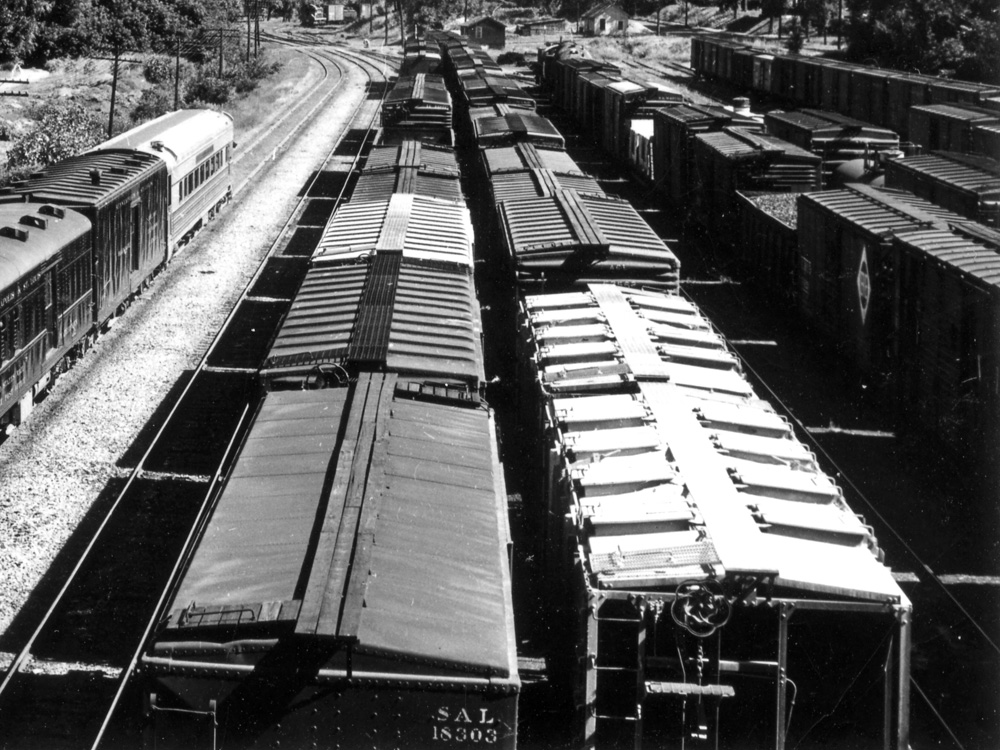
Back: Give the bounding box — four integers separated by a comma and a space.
0, 56, 369, 645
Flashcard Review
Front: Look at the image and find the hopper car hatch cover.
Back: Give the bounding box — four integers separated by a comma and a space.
157, 379, 516, 677
522, 284, 906, 604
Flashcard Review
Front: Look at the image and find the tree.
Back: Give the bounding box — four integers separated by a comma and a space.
0, 0, 50, 64
7, 101, 105, 172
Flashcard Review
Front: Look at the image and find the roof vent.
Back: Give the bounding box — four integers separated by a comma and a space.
19, 215, 48, 230
150, 140, 164, 151
732, 97, 752, 116
90, 169, 102, 185
109, 166, 127, 175
38, 205, 65, 219
0, 226, 29, 242
30, 171, 45, 179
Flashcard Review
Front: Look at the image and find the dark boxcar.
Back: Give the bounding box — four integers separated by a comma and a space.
488, 168, 604, 206
519, 284, 911, 750
473, 111, 565, 150
2, 150, 169, 326
261, 256, 483, 388
652, 104, 734, 210
796, 184, 964, 385
764, 109, 900, 180
818, 60, 859, 114
0, 203, 91, 429
381, 73, 454, 146
893, 227, 1000, 463
886, 74, 931, 141
142, 381, 519, 749
352, 167, 464, 203
481, 142, 584, 177
972, 122, 1000, 160
497, 190, 680, 291
691, 128, 822, 229
848, 67, 891, 129
884, 151, 1000, 227
908, 103, 1000, 153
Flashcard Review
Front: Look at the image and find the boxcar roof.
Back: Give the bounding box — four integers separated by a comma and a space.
162, 381, 516, 677
766, 109, 898, 140
351, 168, 464, 203
314, 194, 473, 267
489, 169, 604, 204
362, 140, 460, 177
482, 143, 583, 175
886, 151, 1000, 196
894, 228, 1000, 289
473, 113, 566, 148
89, 109, 233, 169
2, 150, 164, 207
697, 128, 821, 163
522, 284, 905, 602
0, 203, 90, 291
800, 184, 966, 239
910, 103, 1000, 123
498, 191, 679, 290
262, 257, 483, 385
384, 73, 452, 108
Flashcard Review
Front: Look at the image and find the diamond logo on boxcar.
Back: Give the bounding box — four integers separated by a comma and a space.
857, 248, 871, 324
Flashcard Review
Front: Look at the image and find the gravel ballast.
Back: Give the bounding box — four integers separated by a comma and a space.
0, 54, 370, 645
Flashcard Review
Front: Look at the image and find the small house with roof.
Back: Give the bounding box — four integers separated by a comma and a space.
461, 16, 507, 48
581, 2, 630, 36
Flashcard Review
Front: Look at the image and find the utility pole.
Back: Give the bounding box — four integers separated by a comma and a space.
174, 33, 181, 109
92, 47, 142, 137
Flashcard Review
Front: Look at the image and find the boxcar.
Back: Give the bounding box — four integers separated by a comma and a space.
141, 378, 519, 749
381, 73, 454, 145
487, 168, 604, 206
496, 190, 680, 291
518, 283, 911, 750
893, 227, 1000, 463
691, 128, 822, 228
363, 139, 460, 178
480, 142, 584, 177
908, 103, 1000, 153
763, 109, 900, 178
352, 165, 464, 203
972, 122, 1000, 160
628, 118, 655, 184
94, 109, 234, 254
261, 256, 483, 389
2, 149, 169, 326
0, 203, 91, 430
652, 104, 737, 211
796, 184, 965, 385
884, 151, 1000, 227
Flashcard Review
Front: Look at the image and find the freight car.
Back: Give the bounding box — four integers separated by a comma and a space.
519, 283, 911, 750
0, 204, 91, 431
690, 34, 1000, 146
884, 151, 1000, 227
140, 46, 519, 747
142, 378, 518, 749
92, 109, 235, 255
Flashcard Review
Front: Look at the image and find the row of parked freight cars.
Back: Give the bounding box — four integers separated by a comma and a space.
134, 33, 912, 750
432, 32, 912, 750
0, 110, 235, 433
139, 43, 521, 750
538, 39, 1000, 478
690, 34, 1000, 153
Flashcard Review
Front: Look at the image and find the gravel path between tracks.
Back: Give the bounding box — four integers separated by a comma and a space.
0, 53, 369, 650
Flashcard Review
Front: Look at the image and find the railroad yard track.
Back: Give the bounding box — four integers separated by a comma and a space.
0, 37, 394, 749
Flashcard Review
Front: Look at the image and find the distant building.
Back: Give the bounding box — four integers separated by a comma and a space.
581, 2, 630, 36
517, 17, 570, 36
461, 16, 507, 48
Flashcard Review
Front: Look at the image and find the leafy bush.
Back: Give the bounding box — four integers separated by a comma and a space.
131, 88, 173, 123
143, 55, 173, 84
228, 54, 282, 94
185, 71, 233, 104
7, 101, 104, 172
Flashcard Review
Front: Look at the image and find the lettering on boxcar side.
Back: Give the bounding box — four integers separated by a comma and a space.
431, 706, 498, 743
